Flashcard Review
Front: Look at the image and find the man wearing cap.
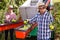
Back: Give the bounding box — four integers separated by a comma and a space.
4, 5, 16, 40
29, 2, 53, 40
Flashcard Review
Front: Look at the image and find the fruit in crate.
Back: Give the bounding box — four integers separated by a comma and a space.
24, 19, 31, 24
11, 19, 16, 23
24, 20, 28, 24
19, 24, 31, 30
19, 25, 28, 30
24, 25, 28, 29
27, 24, 31, 27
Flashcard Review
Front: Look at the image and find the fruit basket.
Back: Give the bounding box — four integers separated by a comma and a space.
0, 20, 23, 32
15, 22, 37, 39
18, 24, 32, 31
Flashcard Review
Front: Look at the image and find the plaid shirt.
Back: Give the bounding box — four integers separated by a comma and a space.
30, 11, 53, 40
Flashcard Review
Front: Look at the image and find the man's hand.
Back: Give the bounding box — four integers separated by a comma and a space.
45, 0, 50, 8
26, 19, 35, 25
50, 7, 53, 10
26, 19, 31, 22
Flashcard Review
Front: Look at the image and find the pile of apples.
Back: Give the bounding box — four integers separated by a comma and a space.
19, 19, 31, 30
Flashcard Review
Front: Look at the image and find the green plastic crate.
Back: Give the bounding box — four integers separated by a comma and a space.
29, 27, 55, 40
29, 27, 38, 36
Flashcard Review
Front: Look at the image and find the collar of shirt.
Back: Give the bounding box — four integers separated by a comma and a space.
37, 10, 48, 17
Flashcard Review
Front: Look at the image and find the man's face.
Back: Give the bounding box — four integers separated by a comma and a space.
38, 5, 46, 14
8, 8, 13, 11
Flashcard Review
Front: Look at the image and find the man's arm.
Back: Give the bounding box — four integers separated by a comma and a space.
45, 0, 50, 8
29, 14, 37, 24
50, 0, 53, 10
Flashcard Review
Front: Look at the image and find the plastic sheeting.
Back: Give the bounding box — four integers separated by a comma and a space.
19, 0, 42, 20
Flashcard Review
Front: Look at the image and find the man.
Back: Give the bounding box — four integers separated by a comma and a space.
28, 2, 53, 40
5, 5, 16, 40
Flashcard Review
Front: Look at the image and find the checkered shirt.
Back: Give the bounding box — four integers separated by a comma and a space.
30, 11, 53, 40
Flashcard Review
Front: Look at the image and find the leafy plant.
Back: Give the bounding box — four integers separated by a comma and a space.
52, 2, 60, 33
0, 0, 26, 24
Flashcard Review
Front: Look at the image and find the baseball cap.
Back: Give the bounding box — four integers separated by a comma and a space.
8, 5, 13, 8
37, 2, 45, 8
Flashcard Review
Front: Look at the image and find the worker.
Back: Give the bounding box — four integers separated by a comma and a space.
28, 2, 54, 40
4, 5, 16, 40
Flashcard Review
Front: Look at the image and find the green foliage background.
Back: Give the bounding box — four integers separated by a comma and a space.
0, 0, 26, 24
0, 0, 26, 40
52, 2, 60, 34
